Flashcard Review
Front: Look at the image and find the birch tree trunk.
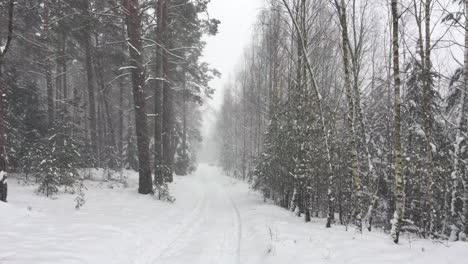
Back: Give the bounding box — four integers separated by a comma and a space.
391, 0, 404, 244
280, 0, 335, 228
347, 0, 379, 231
335, 0, 362, 232
423, 0, 435, 235
462, 0, 468, 238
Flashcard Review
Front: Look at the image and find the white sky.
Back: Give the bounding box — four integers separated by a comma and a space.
199, 0, 265, 161
203, 0, 265, 108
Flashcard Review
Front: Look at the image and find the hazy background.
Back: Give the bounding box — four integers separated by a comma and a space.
198, 0, 265, 163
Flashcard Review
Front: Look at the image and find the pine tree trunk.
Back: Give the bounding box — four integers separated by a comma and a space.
103, 93, 116, 150
82, 0, 98, 165
0, 71, 4, 173
44, 3, 54, 127
118, 79, 124, 168
97, 97, 104, 160
154, 0, 167, 186
55, 39, 62, 111
93, 39, 116, 151
162, 72, 174, 183
182, 76, 187, 162
391, 0, 404, 244
0, 66, 5, 172
0, 0, 14, 174
123, 0, 153, 194
61, 32, 68, 115
119, 21, 126, 170
55, 27, 67, 114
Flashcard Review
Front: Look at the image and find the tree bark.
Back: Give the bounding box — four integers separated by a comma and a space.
123, 0, 153, 194
0, 0, 14, 173
118, 78, 124, 168
162, 62, 174, 183
423, 0, 435, 235
60, 32, 68, 114
44, 2, 54, 128
154, 0, 167, 186
462, 0, 468, 237
82, 0, 99, 165
94, 35, 116, 151
182, 76, 187, 161
335, 0, 362, 231
391, 0, 404, 244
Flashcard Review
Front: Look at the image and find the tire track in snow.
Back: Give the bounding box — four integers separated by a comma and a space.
152, 191, 207, 263
153, 175, 241, 264
136, 171, 242, 264
223, 183, 242, 264
157, 193, 208, 260
133, 186, 207, 264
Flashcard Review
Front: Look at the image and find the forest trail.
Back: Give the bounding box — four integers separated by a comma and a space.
1, 164, 468, 264
137, 165, 242, 264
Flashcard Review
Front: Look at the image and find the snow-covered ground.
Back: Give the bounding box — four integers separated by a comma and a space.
1, 164, 467, 264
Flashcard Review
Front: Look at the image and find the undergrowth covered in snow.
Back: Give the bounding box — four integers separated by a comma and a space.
0, 164, 467, 264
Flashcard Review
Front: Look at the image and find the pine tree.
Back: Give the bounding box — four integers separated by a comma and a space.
0, 0, 15, 174
123, 0, 153, 195
36, 110, 81, 196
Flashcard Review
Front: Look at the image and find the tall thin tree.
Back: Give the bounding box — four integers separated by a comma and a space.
280, 0, 335, 228
462, 0, 468, 238
154, 0, 167, 186
123, 0, 153, 194
0, 0, 14, 173
391, 0, 404, 244
81, 0, 98, 164
334, 0, 362, 231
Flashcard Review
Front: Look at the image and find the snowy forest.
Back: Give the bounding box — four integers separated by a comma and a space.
1, 0, 468, 263
215, 0, 468, 243
0, 0, 219, 197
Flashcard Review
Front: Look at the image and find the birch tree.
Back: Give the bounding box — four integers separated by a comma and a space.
281, 0, 336, 228
334, 0, 362, 232
390, 0, 404, 244
462, 0, 468, 239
